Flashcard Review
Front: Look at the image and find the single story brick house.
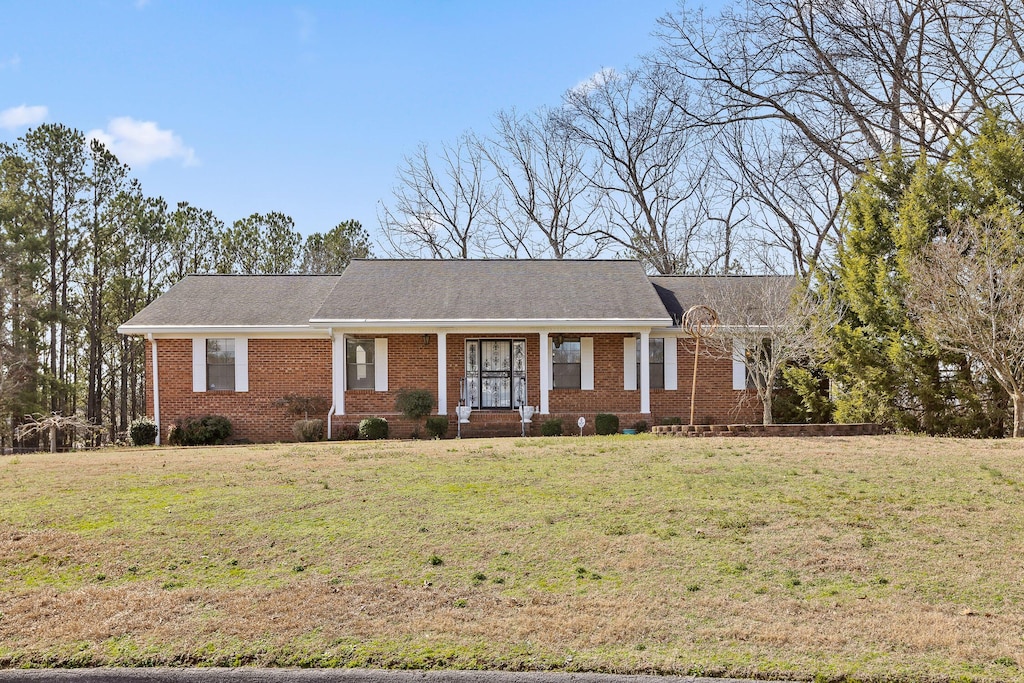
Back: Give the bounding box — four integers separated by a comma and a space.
118, 259, 772, 442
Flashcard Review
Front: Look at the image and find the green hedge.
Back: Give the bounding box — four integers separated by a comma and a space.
395, 389, 435, 420
425, 415, 448, 439
358, 417, 389, 440
595, 413, 619, 435
541, 419, 563, 437
168, 415, 232, 446
129, 417, 158, 446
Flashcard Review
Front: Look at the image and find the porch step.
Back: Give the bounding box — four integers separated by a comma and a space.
454, 411, 533, 438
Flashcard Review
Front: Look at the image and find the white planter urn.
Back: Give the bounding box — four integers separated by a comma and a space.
518, 405, 536, 423
455, 405, 472, 424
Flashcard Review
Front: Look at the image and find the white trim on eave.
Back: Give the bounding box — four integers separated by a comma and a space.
117, 325, 329, 338
309, 318, 671, 332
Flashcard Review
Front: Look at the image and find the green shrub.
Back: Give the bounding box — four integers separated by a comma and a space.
358, 417, 388, 440
660, 416, 682, 426
633, 420, 649, 433
168, 415, 232, 446
395, 389, 435, 420
595, 413, 619, 435
425, 415, 448, 439
292, 419, 324, 442
129, 417, 158, 446
541, 419, 562, 437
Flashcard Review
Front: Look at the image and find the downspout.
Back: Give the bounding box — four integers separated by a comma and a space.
147, 333, 161, 445
326, 327, 336, 440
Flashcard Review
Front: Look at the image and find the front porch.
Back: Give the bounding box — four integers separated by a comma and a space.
330, 331, 667, 438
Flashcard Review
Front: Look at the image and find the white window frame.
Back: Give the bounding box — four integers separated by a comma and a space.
192, 337, 247, 393
551, 337, 583, 390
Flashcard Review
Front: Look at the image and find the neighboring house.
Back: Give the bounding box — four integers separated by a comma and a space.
117, 259, 766, 442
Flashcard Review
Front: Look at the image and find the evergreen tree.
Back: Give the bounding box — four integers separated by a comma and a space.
300, 219, 372, 274
828, 114, 1024, 435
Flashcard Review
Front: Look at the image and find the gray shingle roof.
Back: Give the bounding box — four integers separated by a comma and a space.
650, 275, 797, 326
120, 265, 790, 332
120, 275, 342, 329
313, 259, 670, 323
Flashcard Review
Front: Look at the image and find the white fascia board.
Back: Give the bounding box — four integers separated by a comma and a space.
117, 325, 329, 338
309, 318, 671, 331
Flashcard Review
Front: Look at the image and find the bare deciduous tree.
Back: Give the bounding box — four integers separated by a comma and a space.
484, 107, 601, 259
16, 412, 104, 453
698, 275, 839, 424
906, 215, 1024, 437
653, 0, 1024, 272
560, 67, 722, 274
379, 134, 496, 259
718, 122, 845, 275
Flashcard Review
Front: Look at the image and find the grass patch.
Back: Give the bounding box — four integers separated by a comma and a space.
0, 436, 1023, 680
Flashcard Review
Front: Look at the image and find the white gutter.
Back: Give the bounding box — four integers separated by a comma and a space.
326, 327, 336, 440
308, 318, 671, 331
147, 333, 161, 445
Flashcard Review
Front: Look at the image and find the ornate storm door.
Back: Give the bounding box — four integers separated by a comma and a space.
464, 339, 526, 409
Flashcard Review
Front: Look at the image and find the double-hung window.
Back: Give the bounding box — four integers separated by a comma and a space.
552, 337, 582, 389
637, 337, 665, 389
206, 339, 235, 391
346, 338, 375, 390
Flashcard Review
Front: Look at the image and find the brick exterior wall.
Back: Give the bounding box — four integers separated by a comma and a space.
145, 331, 761, 443
652, 338, 762, 424
549, 333, 637, 413
146, 338, 331, 443
343, 334, 438, 415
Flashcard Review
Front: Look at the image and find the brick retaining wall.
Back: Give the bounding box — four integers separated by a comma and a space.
652, 423, 884, 437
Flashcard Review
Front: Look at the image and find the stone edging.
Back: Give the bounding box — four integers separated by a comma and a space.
651, 423, 883, 437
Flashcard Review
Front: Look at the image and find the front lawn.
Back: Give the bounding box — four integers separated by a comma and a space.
0, 435, 1021, 680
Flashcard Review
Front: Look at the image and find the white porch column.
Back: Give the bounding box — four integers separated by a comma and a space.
539, 331, 550, 414
437, 332, 447, 415
148, 334, 160, 445
333, 332, 346, 415
639, 332, 651, 414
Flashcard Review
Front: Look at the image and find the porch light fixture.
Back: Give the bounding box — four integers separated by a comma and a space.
422, 334, 430, 347
554, 334, 563, 348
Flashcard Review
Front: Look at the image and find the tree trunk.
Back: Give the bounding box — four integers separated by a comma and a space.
1013, 392, 1023, 438
762, 392, 773, 426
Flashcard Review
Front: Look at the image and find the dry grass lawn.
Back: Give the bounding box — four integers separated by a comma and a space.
0, 435, 1022, 681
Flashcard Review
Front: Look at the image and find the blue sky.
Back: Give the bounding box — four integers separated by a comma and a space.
0, 1, 676, 251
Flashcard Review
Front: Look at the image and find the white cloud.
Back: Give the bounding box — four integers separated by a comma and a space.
571, 67, 618, 96
0, 104, 47, 130
86, 117, 197, 168
0, 54, 20, 70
